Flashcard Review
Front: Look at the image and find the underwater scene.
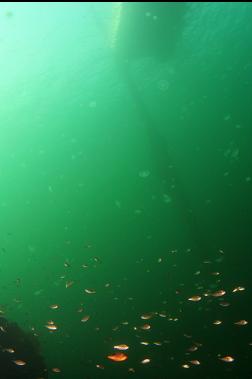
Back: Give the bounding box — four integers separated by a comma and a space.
0, 2, 252, 378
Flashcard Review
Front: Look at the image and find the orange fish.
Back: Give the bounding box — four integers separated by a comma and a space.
219, 356, 234, 362
107, 353, 128, 362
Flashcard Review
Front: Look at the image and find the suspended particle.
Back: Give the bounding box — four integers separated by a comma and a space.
139, 170, 150, 178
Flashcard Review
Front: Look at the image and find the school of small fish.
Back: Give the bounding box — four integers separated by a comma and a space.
4, 248, 250, 376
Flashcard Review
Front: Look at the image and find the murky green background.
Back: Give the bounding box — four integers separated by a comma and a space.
0, 2, 252, 378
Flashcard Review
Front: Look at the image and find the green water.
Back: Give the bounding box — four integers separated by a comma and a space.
0, 2, 252, 378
